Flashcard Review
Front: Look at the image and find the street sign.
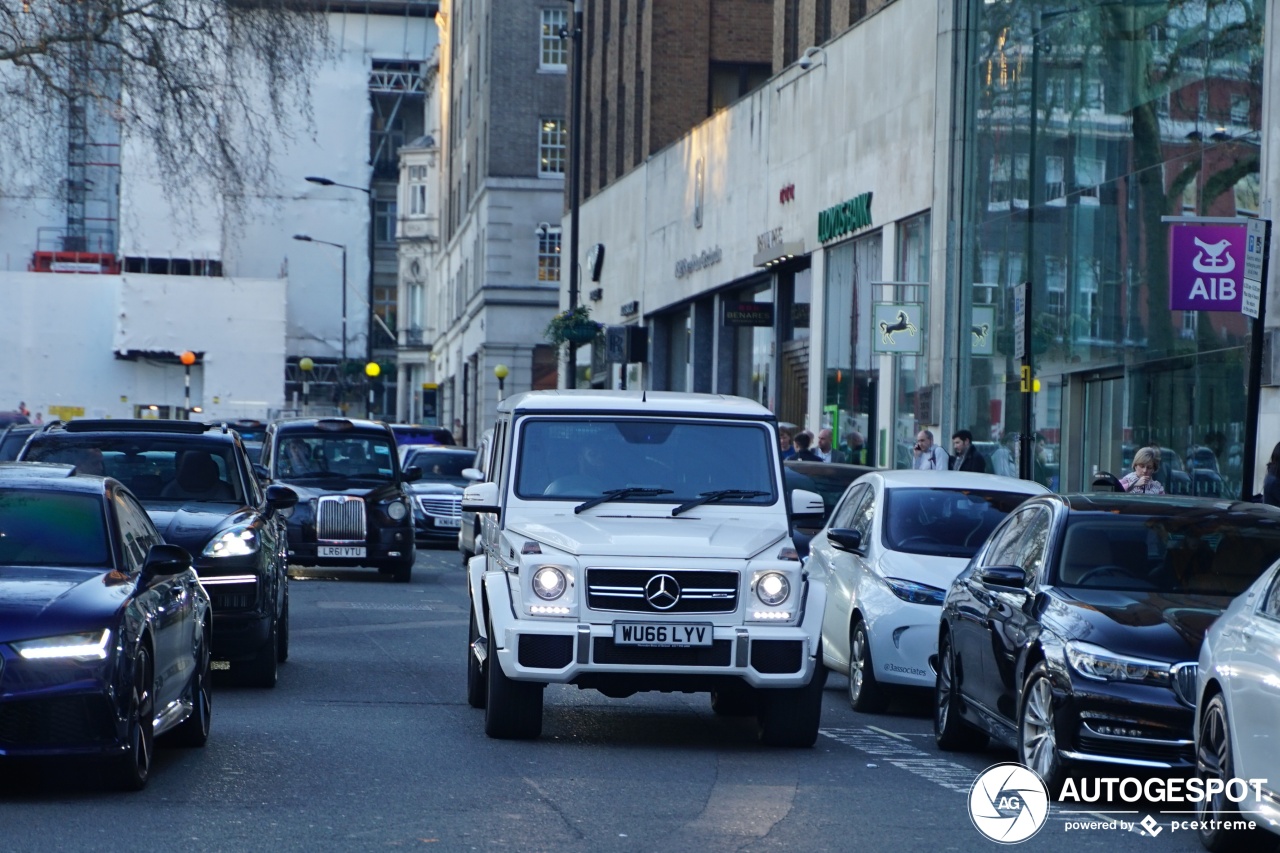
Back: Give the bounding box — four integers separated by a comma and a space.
1013, 282, 1026, 361
1242, 218, 1269, 319
1168, 222, 1246, 312
871, 303, 924, 354
971, 306, 995, 356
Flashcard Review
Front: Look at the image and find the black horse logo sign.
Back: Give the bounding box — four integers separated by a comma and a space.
971, 323, 990, 346
879, 310, 918, 345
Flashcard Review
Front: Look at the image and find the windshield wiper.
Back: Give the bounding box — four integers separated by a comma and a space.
671, 489, 770, 516
574, 487, 674, 514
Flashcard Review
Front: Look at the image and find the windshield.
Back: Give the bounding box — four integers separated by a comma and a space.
274, 434, 397, 482
405, 449, 474, 484
883, 488, 1035, 558
24, 437, 244, 503
514, 418, 777, 504
0, 491, 111, 567
1056, 515, 1280, 596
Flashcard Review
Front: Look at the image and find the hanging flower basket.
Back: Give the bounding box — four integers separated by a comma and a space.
545, 305, 603, 347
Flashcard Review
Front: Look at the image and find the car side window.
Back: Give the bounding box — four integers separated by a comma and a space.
1262, 569, 1280, 620
852, 488, 877, 543
1008, 507, 1052, 585
113, 490, 159, 572
492, 420, 509, 491
829, 484, 868, 529
984, 508, 1037, 569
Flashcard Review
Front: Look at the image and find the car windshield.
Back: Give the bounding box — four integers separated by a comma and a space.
405, 449, 474, 484
23, 437, 244, 503
275, 434, 397, 482
882, 488, 1035, 558
1056, 515, 1280, 596
514, 418, 776, 504
0, 490, 111, 567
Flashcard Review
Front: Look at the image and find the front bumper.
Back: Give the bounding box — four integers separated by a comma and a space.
0, 651, 128, 758
862, 590, 942, 688
1054, 669, 1196, 770
486, 571, 825, 691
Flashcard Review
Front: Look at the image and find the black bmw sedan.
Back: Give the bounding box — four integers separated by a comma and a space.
20, 420, 297, 686
933, 493, 1280, 792
0, 462, 211, 789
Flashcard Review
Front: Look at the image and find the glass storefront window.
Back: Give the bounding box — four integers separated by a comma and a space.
956, 0, 1264, 493
893, 214, 931, 468
727, 282, 775, 408
665, 309, 691, 392
822, 233, 881, 465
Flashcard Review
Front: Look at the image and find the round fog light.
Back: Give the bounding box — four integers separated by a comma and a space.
532, 566, 567, 601
757, 572, 790, 606
387, 500, 408, 521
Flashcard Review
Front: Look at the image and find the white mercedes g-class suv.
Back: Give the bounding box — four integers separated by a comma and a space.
463, 390, 828, 745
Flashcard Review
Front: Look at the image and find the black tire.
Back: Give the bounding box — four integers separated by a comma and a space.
466, 606, 487, 709
483, 612, 543, 739
113, 645, 155, 791
169, 628, 212, 748
241, 618, 279, 688
276, 587, 290, 663
934, 631, 987, 751
1017, 661, 1066, 794
848, 617, 889, 713
710, 682, 759, 716
758, 666, 826, 747
1197, 692, 1273, 852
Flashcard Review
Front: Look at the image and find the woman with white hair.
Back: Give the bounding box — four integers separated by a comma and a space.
1120, 446, 1165, 494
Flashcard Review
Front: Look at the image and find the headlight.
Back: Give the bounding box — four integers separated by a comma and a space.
532, 566, 567, 601
14, 629, 112, 660
387, 500, 408, 521
204, 526, 258, 558
883, 577, 946, 605
756, 572, 790, 606
1065, 641, 1171, 685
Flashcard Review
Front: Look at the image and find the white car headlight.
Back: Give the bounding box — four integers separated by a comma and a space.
1065, 641, 1171, 686
387, 500, 408, 521
14, 629, 112, 660
532, 566, 567, 601
204, 526, 258, 558
755, 572, 790, 606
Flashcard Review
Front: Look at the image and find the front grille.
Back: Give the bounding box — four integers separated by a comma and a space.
587, 569, 739, 613
211, 593, 254, 610
592, 638, 733, 666
518, 635, 574, 669
1170, 662, 1198, 708
1076, 726, 1194, 765
751, 640, 803, 674
419, 496, 462, 518
0, 695, 115, 746
316, 495, 367, 542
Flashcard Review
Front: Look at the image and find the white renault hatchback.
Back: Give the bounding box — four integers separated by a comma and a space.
807, 469, 1048, 711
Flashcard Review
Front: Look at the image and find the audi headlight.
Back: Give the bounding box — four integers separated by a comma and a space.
204, 526, 258, 558
532, 566, 567, 601
755, 572, 790, 606
1065, 641, 1171, 685
14, 629, 112, 660
883, 577, 946, 606
386, 500, 408, 521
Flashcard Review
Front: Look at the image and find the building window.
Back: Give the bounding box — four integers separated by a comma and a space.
1074, 156, 1105, 206
538, 229, 562, 281
988, 155, 1011, 210
539, 118, 566, 176
1230, 94, 1250, 125
1046, 255, 1067, 318
408, 165, 428, 216
375, 199, 397, 244
540, 9, 568, 70
1045, 156, 1065, 205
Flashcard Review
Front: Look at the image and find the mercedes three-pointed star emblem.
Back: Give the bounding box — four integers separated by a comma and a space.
644, 573, 681, 610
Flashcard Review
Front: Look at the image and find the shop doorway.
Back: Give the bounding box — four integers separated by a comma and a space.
1077, 372, 1124, 490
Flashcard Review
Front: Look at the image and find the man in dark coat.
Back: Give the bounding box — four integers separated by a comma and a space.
949, 429, 988, 473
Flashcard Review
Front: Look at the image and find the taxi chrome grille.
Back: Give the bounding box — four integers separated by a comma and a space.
419, 496, 462, 518
586, 568, 739, 614
316, 495, 367, 542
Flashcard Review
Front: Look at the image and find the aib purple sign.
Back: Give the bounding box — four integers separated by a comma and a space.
1169, 223, 1246, 312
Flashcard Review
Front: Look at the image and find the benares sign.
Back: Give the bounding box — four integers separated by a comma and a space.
818, 192, 874, 243
675, 246, 723, 278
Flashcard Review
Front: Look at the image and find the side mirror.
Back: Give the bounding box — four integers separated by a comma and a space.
462, 481, 501, 514
828, 527, 864, 553
403, 465, 423, 483
790, 488, 824, 520
461, 467, 484, 482
265, 484, 299, 515
254, 463, 270, 481
982, 565, 1027, 590
141, 543, 192, 582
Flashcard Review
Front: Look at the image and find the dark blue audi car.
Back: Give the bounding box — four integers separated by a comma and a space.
0, 462, 211, 789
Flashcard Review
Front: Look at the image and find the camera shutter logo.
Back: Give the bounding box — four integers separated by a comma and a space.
968, 763, 1049, 843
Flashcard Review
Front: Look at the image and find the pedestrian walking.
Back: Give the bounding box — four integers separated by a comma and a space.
1263, 442, 1280, 507
949, 429, 988, 472
911, 429, 950, 470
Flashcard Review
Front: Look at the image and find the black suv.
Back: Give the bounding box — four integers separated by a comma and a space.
19, 420, 297, 686
260, 418, 420, 581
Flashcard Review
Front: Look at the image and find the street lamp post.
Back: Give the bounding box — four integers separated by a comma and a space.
306, 176, 377, 372
365, 361, 381, 420
563, 0, 583, 387
494, 363, 509, 401
180, 350, 196, 419
292, 234, 349, 394
299, 356, 314, 415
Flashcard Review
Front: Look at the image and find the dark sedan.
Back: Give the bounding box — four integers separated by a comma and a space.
933, 493, 1280, 792
20, 420, 297, 686
0, 462, 211, 789
403, 446, 475, 545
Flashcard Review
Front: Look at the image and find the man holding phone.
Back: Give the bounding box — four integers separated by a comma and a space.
911, 429, 950, 470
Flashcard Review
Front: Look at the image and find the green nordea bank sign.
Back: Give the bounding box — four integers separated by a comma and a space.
818, 192, 874, 243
